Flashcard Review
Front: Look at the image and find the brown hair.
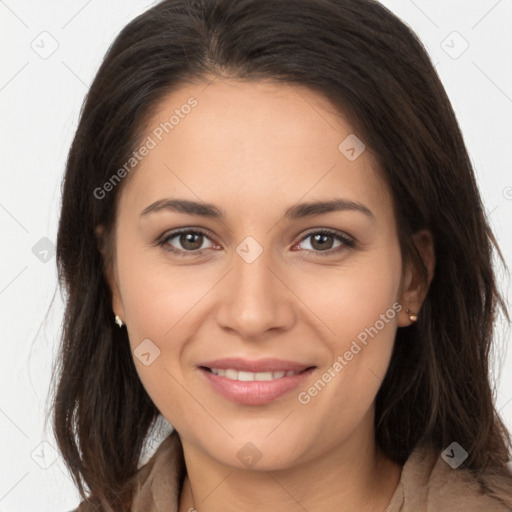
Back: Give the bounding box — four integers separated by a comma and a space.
49, 0, 512, 509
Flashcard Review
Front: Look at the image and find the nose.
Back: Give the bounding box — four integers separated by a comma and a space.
215, 244, 296, 340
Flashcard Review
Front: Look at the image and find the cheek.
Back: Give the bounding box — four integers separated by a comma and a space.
114, 246, 209, 423
115, 243, 223, 413
117, 239, 215, 343
295, 245, 402, 415
299, 242, 402, 345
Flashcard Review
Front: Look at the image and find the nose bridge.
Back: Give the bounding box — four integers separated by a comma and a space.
235, 238, 273, 296
216, 235, 294, 337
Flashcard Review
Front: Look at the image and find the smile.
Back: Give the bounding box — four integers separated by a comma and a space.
198, 359, 316, 405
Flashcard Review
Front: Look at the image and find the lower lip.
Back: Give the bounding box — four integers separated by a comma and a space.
199, 367, 315, 405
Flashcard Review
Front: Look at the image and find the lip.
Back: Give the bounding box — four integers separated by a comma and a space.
198, 358, 316, 405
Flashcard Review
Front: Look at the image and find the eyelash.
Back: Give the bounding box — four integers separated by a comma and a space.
156, 228, 356, 258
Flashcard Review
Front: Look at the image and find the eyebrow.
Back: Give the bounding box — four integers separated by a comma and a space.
140, 197, 374, 220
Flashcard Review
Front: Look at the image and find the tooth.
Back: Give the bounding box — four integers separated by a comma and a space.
255, 372, 273, 381
209, 368, 302, 380
225, 369, 238, 380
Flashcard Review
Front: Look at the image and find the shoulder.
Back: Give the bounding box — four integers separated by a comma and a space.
387, 444, 512, 512
71, 429, 184, 512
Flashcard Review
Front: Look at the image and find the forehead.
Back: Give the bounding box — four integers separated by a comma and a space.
118, 78, 392, 221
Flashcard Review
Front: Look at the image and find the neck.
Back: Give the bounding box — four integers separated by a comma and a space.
177, 417, 402, 512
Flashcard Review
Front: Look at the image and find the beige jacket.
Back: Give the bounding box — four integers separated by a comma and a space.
76, 430, 512, 511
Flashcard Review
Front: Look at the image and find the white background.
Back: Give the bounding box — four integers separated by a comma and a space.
0, 0, 511, 510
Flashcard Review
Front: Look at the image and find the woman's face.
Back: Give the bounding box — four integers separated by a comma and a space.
107, 78, 420, 470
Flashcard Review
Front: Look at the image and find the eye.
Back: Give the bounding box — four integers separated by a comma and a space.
157, 229, 217, 256
294, 229, 355, 256
156, 227, 356, 258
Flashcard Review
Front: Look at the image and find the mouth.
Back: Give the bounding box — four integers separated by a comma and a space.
198, 358, 316, 405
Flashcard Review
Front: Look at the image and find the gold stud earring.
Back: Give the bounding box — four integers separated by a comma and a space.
405, 308, 418, 322
114, 314, 124, 328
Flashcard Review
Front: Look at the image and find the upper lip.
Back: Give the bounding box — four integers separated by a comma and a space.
199, 357, 314, 373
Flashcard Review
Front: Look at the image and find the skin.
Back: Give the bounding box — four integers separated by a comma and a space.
103, 77, 434, 511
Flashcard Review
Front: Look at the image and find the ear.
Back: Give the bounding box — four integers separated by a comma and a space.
95, 224, 125, 322
397, 229, 435, 327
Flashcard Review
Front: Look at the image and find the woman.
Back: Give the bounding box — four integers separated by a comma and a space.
50, 0, 512, 510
